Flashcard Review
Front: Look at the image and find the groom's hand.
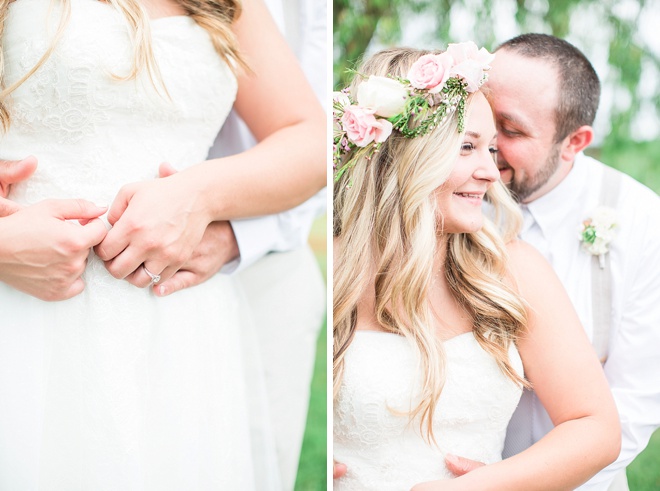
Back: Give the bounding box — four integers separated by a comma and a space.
0, 199, 108, 301
444, 453, 484, 477
0, 155, 37, 198
123, 163, 239, 293
0, 156, 38, 216
148, 220, 239, 296
333, 460, 347, 479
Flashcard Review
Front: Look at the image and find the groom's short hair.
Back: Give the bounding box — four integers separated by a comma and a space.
497, 33, 600, 143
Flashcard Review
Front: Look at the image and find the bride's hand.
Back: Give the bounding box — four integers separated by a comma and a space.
0, 199, 108, 301
95, 168, 214, 286
131, 220, 239, 295
120, 163, 240, 294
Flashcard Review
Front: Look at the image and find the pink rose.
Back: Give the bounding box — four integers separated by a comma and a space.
446, 42, 495, 91
450, 60, 487, 92
407, 53, 453, 93
446, 41, 479, 64
341, 105, 393, 147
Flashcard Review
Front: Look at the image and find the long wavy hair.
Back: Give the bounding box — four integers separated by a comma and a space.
333, 47, 529, 443
0, 0, 247, 131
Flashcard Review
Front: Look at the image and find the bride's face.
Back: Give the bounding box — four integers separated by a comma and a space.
434, 91, 499, 234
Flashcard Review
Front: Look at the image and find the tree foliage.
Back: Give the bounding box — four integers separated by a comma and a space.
333, 0, 660, 157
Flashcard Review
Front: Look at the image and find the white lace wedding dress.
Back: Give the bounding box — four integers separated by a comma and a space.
0, 1, 278, 489
334, 331, 524, 490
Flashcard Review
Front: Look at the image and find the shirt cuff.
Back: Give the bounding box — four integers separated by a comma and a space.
223, 215, 284, 274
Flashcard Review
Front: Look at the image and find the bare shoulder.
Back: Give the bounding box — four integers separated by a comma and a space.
504, 239, 559, 297
505, 238, 545, 264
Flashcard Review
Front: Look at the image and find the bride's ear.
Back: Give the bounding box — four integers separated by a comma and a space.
559, 125, 593, 163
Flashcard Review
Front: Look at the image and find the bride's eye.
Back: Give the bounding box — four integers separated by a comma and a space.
460, 142, 475, 154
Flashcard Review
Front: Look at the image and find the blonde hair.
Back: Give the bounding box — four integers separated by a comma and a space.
333, 47, 529, 442
0, 0, 247, 131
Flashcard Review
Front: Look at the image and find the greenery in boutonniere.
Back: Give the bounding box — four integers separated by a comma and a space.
579, 206, 617, 267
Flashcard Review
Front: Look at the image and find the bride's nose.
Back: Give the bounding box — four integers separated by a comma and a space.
473, 151, 500, 183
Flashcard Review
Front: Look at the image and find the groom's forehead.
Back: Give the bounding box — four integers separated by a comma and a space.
488, 53, 560, 111
490, 50, 559, 87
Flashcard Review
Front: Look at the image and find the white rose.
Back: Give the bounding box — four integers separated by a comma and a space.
357, 76, 409, 118
590, 237, 609, 255
590, 206, 617, 229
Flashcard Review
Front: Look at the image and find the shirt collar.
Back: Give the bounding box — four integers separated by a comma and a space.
523, 152, 589, 239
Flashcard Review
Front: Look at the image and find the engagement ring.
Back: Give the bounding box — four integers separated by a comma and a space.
143, 265, 161, 285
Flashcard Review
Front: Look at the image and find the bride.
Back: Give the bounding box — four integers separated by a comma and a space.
333, 46, 620, 490
0, 0, 324, 489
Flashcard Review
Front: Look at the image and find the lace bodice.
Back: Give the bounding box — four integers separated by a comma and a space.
2, 0, 237, 205
334, 331, 524, 490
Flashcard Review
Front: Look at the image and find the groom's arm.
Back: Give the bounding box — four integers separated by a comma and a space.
576, 196, 660, 490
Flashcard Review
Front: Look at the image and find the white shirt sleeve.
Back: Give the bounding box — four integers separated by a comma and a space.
576, 183, 660, 490
222, 190, 326, 274
296, 0, 327, 105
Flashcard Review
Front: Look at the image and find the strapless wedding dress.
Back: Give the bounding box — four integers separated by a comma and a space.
334, 331, 524, 490
0, 1, 277, 489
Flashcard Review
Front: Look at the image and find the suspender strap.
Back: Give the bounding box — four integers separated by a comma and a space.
591, 165, 621, 363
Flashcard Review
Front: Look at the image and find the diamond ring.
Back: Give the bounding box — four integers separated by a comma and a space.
143, 265, 161, 285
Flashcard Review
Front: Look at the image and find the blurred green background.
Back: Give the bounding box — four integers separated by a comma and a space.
334, 0, 660, 489
294, 215, 327, 491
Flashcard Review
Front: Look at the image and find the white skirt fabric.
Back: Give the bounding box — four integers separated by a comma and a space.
0, 0, 281, 488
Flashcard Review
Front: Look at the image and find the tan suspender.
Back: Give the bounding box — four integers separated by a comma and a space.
591, 165, 621, 364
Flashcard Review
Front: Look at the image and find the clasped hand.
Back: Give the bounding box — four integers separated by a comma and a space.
1, 158, 239, 300
0, 156, 108, 301
95, 163, 239, 296
95, 164, 213, 288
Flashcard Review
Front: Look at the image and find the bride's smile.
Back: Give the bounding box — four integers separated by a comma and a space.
434, 91, 500, 235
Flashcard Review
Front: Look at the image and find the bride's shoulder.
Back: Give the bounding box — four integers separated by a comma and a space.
503, 239, 559, 294
505, 239, 547, 265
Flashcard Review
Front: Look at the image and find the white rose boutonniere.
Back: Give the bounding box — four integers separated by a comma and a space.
578, 206, 618, 268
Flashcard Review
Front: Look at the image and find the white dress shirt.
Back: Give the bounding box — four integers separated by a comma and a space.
503, 152, 660, 489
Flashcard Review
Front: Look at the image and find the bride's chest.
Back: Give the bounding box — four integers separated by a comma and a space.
334, 332, 523, 447
3, 0, 237, 136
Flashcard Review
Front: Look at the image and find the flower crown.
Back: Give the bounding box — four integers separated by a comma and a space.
333, 42, 495, 182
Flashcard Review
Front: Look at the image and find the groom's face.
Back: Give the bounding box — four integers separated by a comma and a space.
487, 50, 564, 203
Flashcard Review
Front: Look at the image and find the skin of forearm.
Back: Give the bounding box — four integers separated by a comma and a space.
183, 117, 326, 221
438, 416, 620, 491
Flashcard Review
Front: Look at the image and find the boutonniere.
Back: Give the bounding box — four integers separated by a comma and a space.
578, 206, 618, 268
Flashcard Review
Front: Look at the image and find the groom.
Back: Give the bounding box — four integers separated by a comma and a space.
446, 34, 660, 490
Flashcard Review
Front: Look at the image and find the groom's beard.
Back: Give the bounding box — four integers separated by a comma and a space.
498, 143, 562, 203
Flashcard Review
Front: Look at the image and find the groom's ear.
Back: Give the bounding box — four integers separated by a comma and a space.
559, 125, 594, 163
